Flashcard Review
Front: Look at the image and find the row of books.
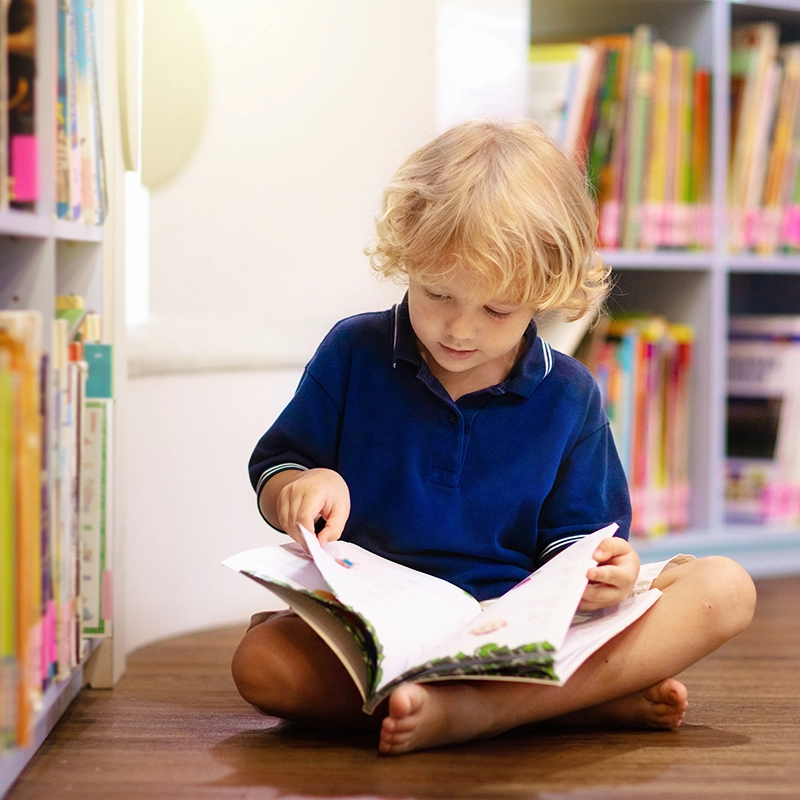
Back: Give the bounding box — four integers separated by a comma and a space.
528, 25, 711, 251
575, 315, 694, 538
729, 23, 800, 254
1, 0, 106, 222
726, 315, 800, 526
0, 299, 112, 750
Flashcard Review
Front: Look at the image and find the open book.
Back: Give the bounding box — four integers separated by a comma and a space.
223, 524, 660, 714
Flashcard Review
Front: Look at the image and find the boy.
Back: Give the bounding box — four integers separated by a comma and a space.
232, 119, 756, 755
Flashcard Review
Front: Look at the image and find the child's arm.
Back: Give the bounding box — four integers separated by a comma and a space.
259, 468, 351, 546
578, 537, 640, 611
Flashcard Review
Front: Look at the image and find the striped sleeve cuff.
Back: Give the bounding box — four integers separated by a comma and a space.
539, 533, 588, 562
255, 463, 309, 529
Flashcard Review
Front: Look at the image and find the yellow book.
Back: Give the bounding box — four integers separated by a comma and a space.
0, 311, 43, 748
0, 347, 18, 748
642, 41, 672, 248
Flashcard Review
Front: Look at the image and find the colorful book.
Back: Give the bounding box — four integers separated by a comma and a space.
6, 0, 38, 208
79, 400, 112, 636
621, 25, 655, 250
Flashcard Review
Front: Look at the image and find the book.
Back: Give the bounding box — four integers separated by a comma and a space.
6, 0, 38, 208
621, 25, 655, 250
78, 399, 112, 636
726, 315, 800, 525
224, 524, 661, 715
0, 0, 10, 210
0, 310, 42, 747
527, 42, 592, 150
56, 0, 73, 219
0, 343, 17, 748
73, 0, 101, 224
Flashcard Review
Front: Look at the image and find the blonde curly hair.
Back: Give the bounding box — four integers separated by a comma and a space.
365, 118, 609, 320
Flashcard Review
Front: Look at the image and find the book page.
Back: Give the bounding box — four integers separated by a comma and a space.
553, 588, 662, 685
300, 527, 482, 694
414, 525, 618, 665
222, 541, 330, 595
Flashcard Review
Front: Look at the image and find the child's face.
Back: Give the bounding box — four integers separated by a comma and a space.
408, 272, 533, 395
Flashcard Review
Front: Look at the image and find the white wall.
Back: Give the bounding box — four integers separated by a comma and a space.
146, 0, 436, 355
124, 369, 300, 653
124, 1, 437, 653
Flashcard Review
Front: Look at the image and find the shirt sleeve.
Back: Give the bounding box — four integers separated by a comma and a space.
248, 332, 351, 526
535, 393, 632, 565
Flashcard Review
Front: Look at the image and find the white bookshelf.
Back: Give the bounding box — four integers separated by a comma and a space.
437, 0, 800, 576
0, 1, 126, 795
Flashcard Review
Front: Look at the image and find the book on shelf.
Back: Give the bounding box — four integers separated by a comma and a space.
6, 0, 38, 209
0, 309, 43, 748
577, 314, 694, 538
726, 315, 800, 526
527, 26, 711, 251
78, 399, 112, 637
54, 0, 105, 223
0, 0, 10, 210
224, 524, 661, 715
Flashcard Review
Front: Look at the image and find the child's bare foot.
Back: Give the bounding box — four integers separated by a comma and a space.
378, 678, 689, 755
379, 682, 497, 755
555, 678, 689, 730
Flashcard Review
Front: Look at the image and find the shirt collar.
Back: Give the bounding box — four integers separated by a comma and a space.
391, 294, 553, 398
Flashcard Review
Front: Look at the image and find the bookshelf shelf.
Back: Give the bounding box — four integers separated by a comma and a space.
0, 639, 101, 799
0, 1, 123, 795
438, 0, 800, 575
601, 250, 715, 270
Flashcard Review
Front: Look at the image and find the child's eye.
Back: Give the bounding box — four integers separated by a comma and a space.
485, 306, 512, 319
425, 289, 446, 301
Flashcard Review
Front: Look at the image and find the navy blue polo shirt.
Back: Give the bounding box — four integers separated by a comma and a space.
249, 297, 631, 601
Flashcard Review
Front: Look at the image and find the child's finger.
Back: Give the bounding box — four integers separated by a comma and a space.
592, 536, 627, 563
317, 502, 350, 545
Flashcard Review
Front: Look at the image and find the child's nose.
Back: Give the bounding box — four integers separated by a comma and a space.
446, 310, 475, 340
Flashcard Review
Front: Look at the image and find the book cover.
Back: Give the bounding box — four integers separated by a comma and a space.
641, 41, 672, 249
56, 0, 73, 219
6, 0, 37, 208
74, 0, 100, 224
691, 68, 712, 248
0, 343, 18, 748
0, 0, 10, 210
622, 25, 655, 250
66, 0, 83, 221
0, 310, 42, 748
79, 400, 112, 636
593, 33, 633, 249
527, 42, 587, 148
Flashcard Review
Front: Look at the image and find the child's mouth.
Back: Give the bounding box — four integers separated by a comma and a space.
440, 344, 477, 360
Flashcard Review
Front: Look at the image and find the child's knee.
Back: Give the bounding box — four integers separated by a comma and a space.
692, 555, 757, 637
231, 626, 289, 711
231, 630, 265, 706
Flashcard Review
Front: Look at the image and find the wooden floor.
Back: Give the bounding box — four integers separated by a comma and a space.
7, 575, 800, 800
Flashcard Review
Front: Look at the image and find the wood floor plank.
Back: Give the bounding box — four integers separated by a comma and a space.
6, 576, 800, 799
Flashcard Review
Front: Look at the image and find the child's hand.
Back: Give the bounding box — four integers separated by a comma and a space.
276, 468, 351, 547
579, 537, 640, 611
